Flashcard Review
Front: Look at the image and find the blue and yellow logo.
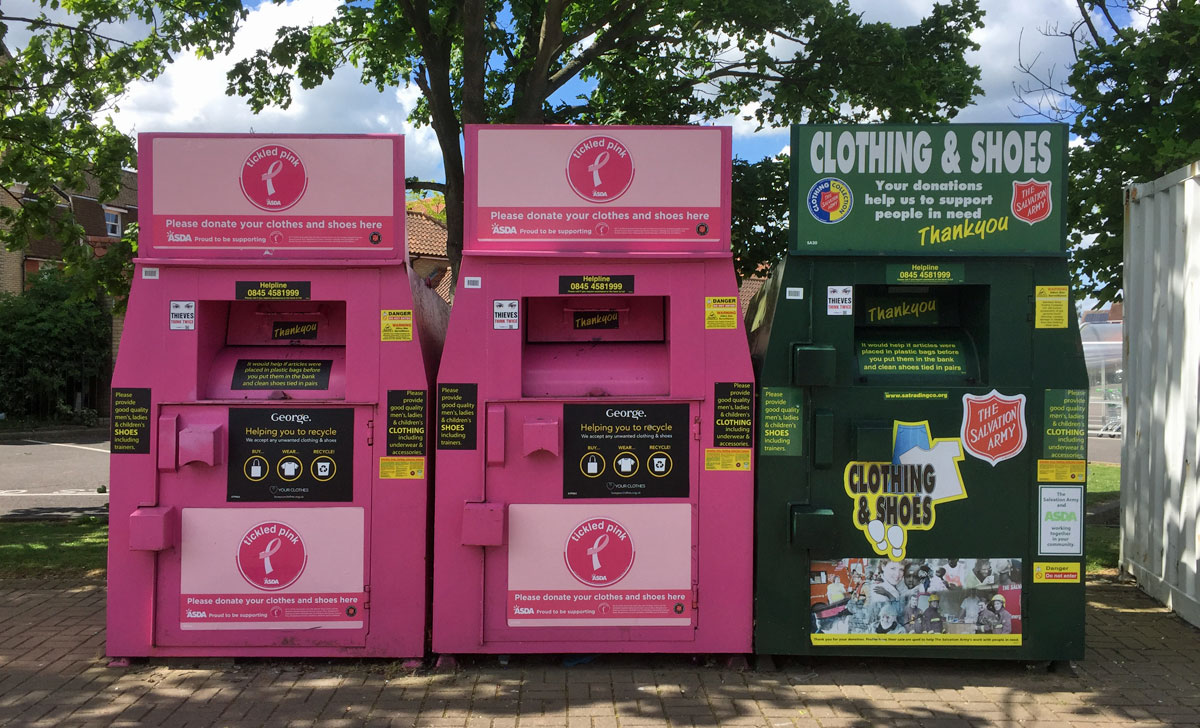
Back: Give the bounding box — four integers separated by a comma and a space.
807, 178, 853, 224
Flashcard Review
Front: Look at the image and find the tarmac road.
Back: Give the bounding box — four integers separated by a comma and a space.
0, 435, 109, 520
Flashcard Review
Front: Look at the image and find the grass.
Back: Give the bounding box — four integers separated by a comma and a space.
0, 517, 107, 578
1086, 526, 1121, 574
1087, 463, 1121, 506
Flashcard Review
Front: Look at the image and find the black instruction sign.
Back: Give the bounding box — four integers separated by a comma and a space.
564, 403, 689, 499
228, 408, 354, 502
110, 388, 151, 454
437, 383, 478, 450
232, 360, 332, 390
386, 390, 427, 456
713, 382, 754, 448
235, 281, 311, 300
559, 275, 634, 294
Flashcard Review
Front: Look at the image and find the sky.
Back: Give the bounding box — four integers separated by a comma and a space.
9, 0, 1101, 185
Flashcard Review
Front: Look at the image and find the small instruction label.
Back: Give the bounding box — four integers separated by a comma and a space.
386, 390, 427, 456
559, 275, 634, 294
827, 285, 853, 315
380, 309, 413, 341
464, 276, 482, 289
236, 281, 311, 300
858, 340, 966, 376
1039, 485, 1083, 555
437, 383, 478, 450
1044, 389, 1088, 460
785, 287, 804, 300
704, 448, 752, 471
886, 262, 964, 284
1036, 459, 1087, 483
1033, 562, 1081, 583
713, 382, 754, 448
759, 387, 803, 456
110, 388, 151, 454
704, 297, 738, 329
169, 300, 195, 331
1035, 285, 1069, 328
142, 267, 159, 280
231, 360, 332, 390
379, 456, 426, 480
493, 299, 519, 330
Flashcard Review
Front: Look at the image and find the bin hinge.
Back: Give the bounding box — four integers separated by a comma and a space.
366, 419, 374, 446
692, 416, 702, 441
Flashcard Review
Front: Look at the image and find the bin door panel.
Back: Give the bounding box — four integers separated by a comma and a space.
480, 401, 699, 644
151, 405, 371, 648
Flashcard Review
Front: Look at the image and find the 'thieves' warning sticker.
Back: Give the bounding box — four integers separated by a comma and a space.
1033, 562, 1081, 583
381, 309, 413, 341
703, 448, 752, 471
493, 299, 519, 330
169, 300, 195, 331
704, 297, 737, 329
827, 285, 853, 315
379, 456, 425, 479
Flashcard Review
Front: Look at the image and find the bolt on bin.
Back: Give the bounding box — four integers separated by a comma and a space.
107, 134, 443, 658
432, 125, 754, 656
748, 123, 1088, 659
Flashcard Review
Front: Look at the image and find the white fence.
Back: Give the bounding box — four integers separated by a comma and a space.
1122, 161, 1200, 628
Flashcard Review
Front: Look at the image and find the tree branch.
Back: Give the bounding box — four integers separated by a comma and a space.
406, 179, 447, 193
545, 8, 646, 97
0, 15, 131, 46
1073, 1, 1106, 47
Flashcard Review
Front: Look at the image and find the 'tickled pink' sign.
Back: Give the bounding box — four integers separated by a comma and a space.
466, 125, 731, 252
141, 134, 404, 259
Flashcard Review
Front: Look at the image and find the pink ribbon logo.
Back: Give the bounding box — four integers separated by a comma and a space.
588, 151, 609, 188
587, 533, 609, 571
259, 537, 282, 575
261, 160, 284, 196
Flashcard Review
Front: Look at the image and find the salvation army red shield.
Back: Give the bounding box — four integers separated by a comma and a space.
1011, 179, 1052, 224
961, 391, 1027, 466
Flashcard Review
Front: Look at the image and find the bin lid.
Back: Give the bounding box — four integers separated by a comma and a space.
465, 125, 731, 255
139, 133, 406, 262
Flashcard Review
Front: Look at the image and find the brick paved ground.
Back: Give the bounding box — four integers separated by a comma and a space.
1, 576, 1198, 727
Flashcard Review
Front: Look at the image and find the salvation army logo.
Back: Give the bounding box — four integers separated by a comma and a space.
236, 521, 307, 591
1011, 179, 1052, 224
564, 517, 635, 588
961, 390, 1027, 466
807, 178, 852, 224
566, 136, 634, 204
240, 145, 309, 212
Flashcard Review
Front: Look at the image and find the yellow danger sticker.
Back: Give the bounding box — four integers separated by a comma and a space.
704, 296, 738, 330
381, 309, 413, 342
704, 447, 752, 471
1033, 562, 1081, 583
1035, 286, 1069, 329
1037, 459, 1087, 483
812, 633, 1021, 646
379, 456, 425, 479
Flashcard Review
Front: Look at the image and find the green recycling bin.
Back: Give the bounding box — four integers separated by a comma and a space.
749, 123, 1088, 659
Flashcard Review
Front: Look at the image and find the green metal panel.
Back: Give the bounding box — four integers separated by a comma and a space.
790, 124, 1068, 256
753, 124, 1087, 660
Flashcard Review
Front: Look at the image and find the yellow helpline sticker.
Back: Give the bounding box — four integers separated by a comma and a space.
379, 456, 425, 479
1033, 562, 1081, 583
1035, 286, 1069, 329
381, 309, 413, 342
704, 297, 738, 330
704, 448, 752, 471
1037, 459, 1087, 483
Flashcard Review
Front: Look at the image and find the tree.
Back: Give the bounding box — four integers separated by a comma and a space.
230, 0, 984, 291
1017, 1, 1200, 302
0, 269, 111, 419
0, 1, 245, 300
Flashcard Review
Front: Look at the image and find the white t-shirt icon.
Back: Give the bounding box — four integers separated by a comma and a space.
281, 460, 300, 477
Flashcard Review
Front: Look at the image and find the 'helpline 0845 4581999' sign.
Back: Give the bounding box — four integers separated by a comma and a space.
791, 124, 1066, 256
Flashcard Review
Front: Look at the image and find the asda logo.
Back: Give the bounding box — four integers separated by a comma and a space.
1044, 511, 1078, 521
